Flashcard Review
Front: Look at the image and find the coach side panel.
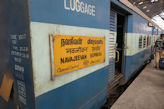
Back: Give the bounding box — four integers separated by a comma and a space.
28, 0, 111, 109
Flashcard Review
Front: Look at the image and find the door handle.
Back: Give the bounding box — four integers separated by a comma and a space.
116, 50, 120, 63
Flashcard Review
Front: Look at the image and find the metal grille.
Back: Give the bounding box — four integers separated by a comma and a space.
108, 32, 116, 83
110, 11, 116, 32
143, 36, 146, 48
139, 35, 143, 49
108, 32, 116, 58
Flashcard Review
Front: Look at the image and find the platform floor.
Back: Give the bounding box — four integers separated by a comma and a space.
111, 61, 164, 109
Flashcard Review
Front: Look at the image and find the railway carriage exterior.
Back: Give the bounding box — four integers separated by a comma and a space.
0, 0, 163, 109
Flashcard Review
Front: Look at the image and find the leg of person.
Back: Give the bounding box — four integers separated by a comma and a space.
155, 52, 159, 68
159, 52, 162, 58
159, 52, 164, 58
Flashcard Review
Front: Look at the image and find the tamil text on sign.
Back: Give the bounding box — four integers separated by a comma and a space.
52, 34, 105, 76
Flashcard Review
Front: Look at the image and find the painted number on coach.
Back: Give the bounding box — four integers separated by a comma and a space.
52, 34, 105, 76
64, 0, 96, 16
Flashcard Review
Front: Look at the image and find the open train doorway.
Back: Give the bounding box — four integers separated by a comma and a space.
109, 3, 131, 85
115, 13, 125, 76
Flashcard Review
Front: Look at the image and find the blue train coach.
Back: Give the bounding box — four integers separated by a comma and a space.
0, 0, 163, 109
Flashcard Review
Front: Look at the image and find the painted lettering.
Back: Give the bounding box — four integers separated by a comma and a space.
64, 0, 70, 10
70, 0, 76, 11
64, 0, 96, 16
61, 37, 82, 47
61, 55, 87, 64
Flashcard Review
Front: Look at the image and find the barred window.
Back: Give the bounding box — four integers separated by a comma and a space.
143, 36, 146, 48
147, 36, 149, 46
139, 36, 142, 49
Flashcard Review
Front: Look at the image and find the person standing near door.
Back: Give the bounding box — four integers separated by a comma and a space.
154, 34, 164, 68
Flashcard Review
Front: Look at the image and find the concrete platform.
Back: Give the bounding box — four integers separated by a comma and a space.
111, 62, 164, 109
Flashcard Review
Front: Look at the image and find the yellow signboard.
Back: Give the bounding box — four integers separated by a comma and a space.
52, 34, 105, 76
0, 73, 13, 102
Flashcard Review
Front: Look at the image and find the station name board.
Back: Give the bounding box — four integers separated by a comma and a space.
51, 34, 105, 76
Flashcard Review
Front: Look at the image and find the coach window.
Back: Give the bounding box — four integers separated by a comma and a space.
139, 36, 142, 49
147, 35, 149, 47
143, 36, 146, 48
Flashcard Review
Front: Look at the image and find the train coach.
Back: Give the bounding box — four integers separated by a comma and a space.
0, 0, 163, 109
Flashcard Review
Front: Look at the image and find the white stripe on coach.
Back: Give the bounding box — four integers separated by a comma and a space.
30, 22, 111, 97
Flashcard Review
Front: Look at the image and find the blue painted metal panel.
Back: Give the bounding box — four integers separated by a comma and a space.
0, 0, 35, 109
108, 59, 115, 82
127, 15, 133, 33
152, 26, 155, 35
125, 48, 152, 82
0, 1, 15, 108
110, 10, 117, 32
29, 0, 110, 29
132, 13, 152, 34
36, 65, 110, 109
80, 88, 107, 109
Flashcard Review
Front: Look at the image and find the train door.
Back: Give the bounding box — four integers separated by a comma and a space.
110, 3, 131, 85
115, 13, 125, 75
109, 9, 126, 84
